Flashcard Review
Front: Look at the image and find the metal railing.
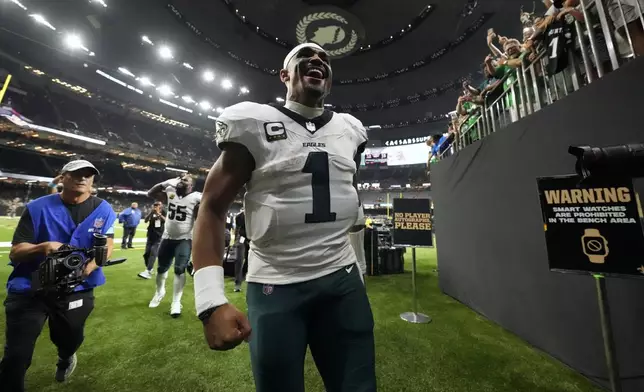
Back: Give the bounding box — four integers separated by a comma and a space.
438, 0, 643, 160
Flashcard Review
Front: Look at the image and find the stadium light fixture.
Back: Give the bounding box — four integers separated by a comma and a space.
89, 0, 107, 7
64, 33, 88, 51
182, 62, 193, 70
118, 67, 135, 77
199, 100, 212, 110
141, 35, 154, 45
9, 0, 28, 10
138, 76, 154, 87
221, 79, 233, 90
202, 70, 215, 82
276, 97, 285, 102
158, 45, 173, 60
166, 167, 188, 174
157, 84, 173, 96
89, 51, 95, 56
240, 86, 249, 94
29, 14, 56, 30
181, 95, 194, 103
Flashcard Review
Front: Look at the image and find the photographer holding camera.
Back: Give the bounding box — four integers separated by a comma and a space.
0, 160, 117, 392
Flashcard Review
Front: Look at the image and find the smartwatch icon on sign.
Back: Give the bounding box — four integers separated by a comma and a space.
581, 228, 609, 264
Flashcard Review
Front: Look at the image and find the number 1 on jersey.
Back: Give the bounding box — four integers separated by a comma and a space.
302, 152, 337, 223
548, 36, 560, 59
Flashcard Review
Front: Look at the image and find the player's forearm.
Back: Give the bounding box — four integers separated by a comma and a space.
193, 202, 226, 271
9, 243, 45, 263
147, 183, 165, 200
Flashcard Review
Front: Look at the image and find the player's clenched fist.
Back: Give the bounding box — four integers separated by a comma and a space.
202, 304, 251, 351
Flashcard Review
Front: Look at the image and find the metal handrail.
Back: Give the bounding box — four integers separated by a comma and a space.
435, 1, 641, 160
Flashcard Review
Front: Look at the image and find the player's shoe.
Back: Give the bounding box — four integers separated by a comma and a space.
55, 353, 77, 382
170, 301, 182, 318
138, 270, 152, 279
234, 284, 242, 293
149, 289, 165, 308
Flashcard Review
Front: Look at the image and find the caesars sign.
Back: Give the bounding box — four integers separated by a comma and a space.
393, 198, 433, 247
537, 175, 644, 278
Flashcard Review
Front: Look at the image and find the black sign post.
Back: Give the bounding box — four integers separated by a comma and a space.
537, 175, 644, 392
393, 198, 434, 325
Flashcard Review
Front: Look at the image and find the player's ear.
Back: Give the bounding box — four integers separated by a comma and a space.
279, 69, 290, 83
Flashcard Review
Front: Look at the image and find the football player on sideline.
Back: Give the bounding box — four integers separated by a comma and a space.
349, 205, 368, 282
147, 174, 201, 317
192, 42, 376, 391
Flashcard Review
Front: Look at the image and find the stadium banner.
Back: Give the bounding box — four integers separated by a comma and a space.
537, 175, 644, 278
361, 143, 428, 167
392, 198, 433, 247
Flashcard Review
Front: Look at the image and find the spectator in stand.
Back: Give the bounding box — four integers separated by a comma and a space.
607, 0, 644, 55
138, 201, 165, 279
118, 202, 141, 249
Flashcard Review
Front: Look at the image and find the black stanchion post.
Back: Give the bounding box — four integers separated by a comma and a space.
400, 247, 431, 324
594, 274, 622, 392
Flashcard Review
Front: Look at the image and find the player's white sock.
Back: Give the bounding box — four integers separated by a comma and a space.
156, 272, 168, 294
173, 273, 186, 303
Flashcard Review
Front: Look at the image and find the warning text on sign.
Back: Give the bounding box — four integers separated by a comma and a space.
543, 187, 638, 224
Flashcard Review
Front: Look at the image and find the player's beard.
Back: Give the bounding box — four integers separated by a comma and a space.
295, 60, 331, 101
176, 185, 190, 197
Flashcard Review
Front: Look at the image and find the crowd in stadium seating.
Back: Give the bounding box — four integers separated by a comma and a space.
426, 0, 643, 164
3, 77, 216, 165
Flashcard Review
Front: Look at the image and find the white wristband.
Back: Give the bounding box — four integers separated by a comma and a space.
194, 265, 228, 316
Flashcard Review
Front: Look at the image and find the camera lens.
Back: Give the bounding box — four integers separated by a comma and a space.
93, 233, 107, 246
63, 254, 84, 270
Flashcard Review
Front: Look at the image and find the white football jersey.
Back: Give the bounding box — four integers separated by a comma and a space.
215, 102, 368, 285
162, 187, 202, 240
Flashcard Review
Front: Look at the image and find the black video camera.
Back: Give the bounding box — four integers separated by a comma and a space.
32, 233, 126, 294
569, 144, 644, 180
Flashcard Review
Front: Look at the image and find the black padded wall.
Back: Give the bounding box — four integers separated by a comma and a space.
432, 58, 644, 391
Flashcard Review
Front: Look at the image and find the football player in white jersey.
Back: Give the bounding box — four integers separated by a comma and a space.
147, 174, 201, 317
349, 205, 368, 282
192, 42, 376, 391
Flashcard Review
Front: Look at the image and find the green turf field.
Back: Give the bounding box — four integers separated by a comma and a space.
0, 217, 601, 392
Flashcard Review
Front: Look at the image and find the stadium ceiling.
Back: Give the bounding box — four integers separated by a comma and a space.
0, 0, 537, 135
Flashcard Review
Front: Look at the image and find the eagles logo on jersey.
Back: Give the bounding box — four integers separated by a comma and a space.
216, 101, 368, 285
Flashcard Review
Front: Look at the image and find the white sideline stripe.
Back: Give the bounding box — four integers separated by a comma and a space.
0, 237, 148, 248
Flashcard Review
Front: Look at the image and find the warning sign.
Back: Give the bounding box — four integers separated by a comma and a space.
537, 175, 644, 277
393, 198, 433, 247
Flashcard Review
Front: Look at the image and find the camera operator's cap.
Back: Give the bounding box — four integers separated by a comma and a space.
62, 160, 100, 176
283, 42, 326, 70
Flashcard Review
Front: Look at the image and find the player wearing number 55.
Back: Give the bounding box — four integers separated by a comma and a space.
146, 174, 201, 318
192, 42, 376, 392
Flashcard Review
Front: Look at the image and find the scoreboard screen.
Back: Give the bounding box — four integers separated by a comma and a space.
364, 152, 388, 167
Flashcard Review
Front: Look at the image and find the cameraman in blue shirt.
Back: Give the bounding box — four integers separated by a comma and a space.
0, 160, 116, 392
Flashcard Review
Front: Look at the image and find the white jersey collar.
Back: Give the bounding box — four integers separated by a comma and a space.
284, 100, 324, 120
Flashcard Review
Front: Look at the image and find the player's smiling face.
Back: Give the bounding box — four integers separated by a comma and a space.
282, 46, 332, 105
